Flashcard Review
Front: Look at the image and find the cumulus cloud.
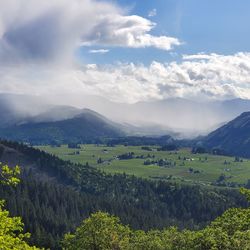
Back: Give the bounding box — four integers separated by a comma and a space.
1, 52, 250, 103
0, 0, 180, 65
0, 0, 180, 103
68, 52, 250, 103
0, 0, 120, 63
0, 1, 249, 105
148, 8, 157, 17
81, 14, 180, 50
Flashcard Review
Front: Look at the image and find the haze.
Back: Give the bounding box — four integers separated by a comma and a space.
1, 0, 250, 137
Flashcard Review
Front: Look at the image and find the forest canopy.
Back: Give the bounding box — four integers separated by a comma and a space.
62, 188, 250, 249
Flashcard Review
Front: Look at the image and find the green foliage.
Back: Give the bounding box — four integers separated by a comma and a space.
0, 201, 39, 249
0, 163, 39, 249
240, 188, 250, 202
63, 206, 250, 250
63, 190, 250, 250
0, 140, 248, 249
63, 212, 131, 250
0, 163, 20, 186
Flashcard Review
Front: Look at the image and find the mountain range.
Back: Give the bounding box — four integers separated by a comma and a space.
53, 94, 250, 136
1, 93, 250, 144
0, 94, 250, 138
203, 112, 250, 157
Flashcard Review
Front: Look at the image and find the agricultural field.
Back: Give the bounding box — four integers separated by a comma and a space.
36, 144, 250, 186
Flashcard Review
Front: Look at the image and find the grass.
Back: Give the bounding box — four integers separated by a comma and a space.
36, 144, 250, 186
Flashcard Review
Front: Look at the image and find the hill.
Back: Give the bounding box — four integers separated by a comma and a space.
0, 109, 123, 144
0, 140, 247, 249
2, 93, 250, 137
203, 112, 250, 157
67, 95, 250, 136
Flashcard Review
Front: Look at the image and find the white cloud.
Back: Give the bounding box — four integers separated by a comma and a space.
89, 49, 109, 54
73, 52, 250, 103
0, 1, 249, 104
148, 8, 157, 17
0, 0, 180, 65
182, 53, 218, 60
1, 52, 250, 104
0, 0, 121, 63
81, 14, 180, 50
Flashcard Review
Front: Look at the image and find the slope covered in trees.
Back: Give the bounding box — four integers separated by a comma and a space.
0, 164, 39, 249
63, 189, 250, 250
0, 109, 123, 144
0, 140, 248, 249
204, 112, 250, 157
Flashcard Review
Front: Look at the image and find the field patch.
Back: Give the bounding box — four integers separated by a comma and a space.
36, 144, 250, 186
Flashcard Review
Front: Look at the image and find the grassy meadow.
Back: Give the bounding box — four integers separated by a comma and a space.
36, 144, 250, 186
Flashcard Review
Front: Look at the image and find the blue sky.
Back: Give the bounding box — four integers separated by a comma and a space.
0, 0, 250, 103
81, 0, 250, 64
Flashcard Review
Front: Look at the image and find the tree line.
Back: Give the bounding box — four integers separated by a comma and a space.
0, 140, 248, 249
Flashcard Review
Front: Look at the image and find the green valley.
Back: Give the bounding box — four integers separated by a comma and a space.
36, 144, 250, 187
2, 140, 247, 249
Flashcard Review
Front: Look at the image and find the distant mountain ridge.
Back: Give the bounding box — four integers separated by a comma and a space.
203, 112, 250, 157
1, 93, 250, 139
0, 110, 123, 144
0, 93, 89, 127
50, 94, 250, 136
0, 93, 125, 143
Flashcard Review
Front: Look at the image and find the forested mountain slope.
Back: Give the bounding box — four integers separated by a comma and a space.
0, 140, 247, 249
0, 110, 123, 144
204, 112, 250, 157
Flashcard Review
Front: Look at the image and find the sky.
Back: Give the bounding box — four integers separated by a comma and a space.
0, 0, 250, 104
83, 0, 250, 65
